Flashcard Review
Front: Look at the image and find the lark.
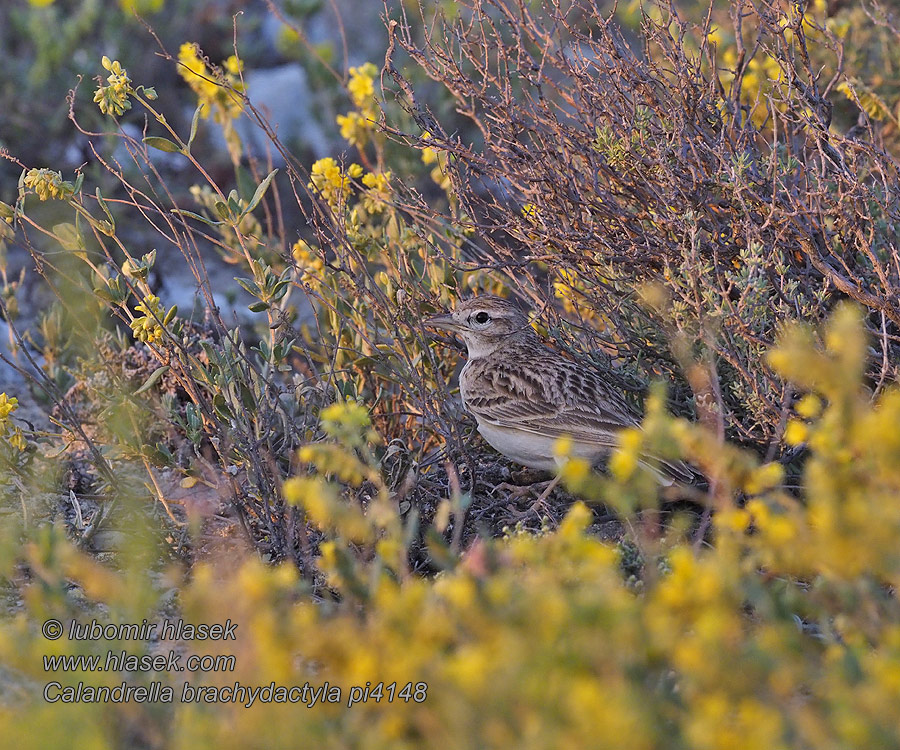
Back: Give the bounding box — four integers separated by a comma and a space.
426, 295, 698, 506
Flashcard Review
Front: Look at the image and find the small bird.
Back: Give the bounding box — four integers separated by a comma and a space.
426, 295, 698, 505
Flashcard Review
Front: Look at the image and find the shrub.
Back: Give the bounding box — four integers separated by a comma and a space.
1, 305, 900, 748
384, 0, 900, 449
2, 0, 900, 746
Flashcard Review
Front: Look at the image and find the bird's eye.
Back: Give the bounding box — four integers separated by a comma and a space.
474, 311, 491, 324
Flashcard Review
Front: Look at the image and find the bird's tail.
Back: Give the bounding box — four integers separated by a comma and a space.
638, 456, 706, 491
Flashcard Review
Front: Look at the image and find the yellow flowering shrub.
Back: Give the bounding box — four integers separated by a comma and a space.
360, 170, 391, 214
2, 306, 897, 748
0, 393, 26, 452
177, 43, 244, 124
420, 130, 452, 192
295, 82, 499, 457
291, 239, 324, 284
336, 63, 379, 147
307, 157, 359, 208
177, 43, 245, 161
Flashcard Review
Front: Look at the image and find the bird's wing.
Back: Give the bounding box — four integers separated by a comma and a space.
463, 354, 638, 449
462, 353, 704, 486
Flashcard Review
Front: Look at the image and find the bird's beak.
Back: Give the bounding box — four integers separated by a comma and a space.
424, 312, 459, 332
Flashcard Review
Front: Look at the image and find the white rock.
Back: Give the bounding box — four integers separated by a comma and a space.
215, 64, 331, 164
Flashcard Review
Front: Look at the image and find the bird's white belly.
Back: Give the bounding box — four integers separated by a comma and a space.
476, 422, 604, 472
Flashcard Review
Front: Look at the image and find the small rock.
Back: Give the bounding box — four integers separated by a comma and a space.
90, 530, 129, 552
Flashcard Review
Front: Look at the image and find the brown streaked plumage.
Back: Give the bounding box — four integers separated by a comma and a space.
426, 295, 697, 486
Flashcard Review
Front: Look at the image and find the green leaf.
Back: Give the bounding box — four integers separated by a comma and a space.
236, 165, 256, 202
255, 339, 271, 359
143, 136, 183, 154
96, 274, 128, 305
271, 280, 290, 300
837, 78, 897, 124
171, 208, 223, 227
151, 442, 174, 464
243, 168, 278, 216
52, 222, 84, 251
212, 393, 234, 421
234, 277, 260, 296
134, 366, 170, 395
248, 301, 270, 313
239, 383, 256, 411
94, 188, 115, 232
214, 201, 231, 221
187, 103, 203, 153
93, 285, 115, 303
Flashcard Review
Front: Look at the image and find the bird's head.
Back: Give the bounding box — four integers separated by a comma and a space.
425, 295, 534, 358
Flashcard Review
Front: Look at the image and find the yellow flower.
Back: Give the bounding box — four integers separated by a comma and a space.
420, 131, 452, 191
7, 428, 27, 452
321, 400, 370, 431
223, 55, 243, 76
421, 144, 438, 166
717, 508, 751, 533
784, 419, 808, 445
337, 112, 370, 147
560, 457, 591, 489
292, 240, 324, 285
22, 169, 75, 202
360, 171, 391, 213
93, 57, 132, 116
765, 515, 797, 545
608, 450, 638, 481
0, 393, 19, 422
558, 501, 592, 541
177, 43, 244, 123
654, 547, 699, 609
347, 63, 377, 109
744, 462, 784, 494
609, 428, 642, 481
0, 394, 24, 450
308, 157, 353, 206
553, 436, 573, 459
795, 394, 823, 419
298, 444, 366, 485
129, 294, 168, 344
336, 63, 379, 147
299, 477, 372, 544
